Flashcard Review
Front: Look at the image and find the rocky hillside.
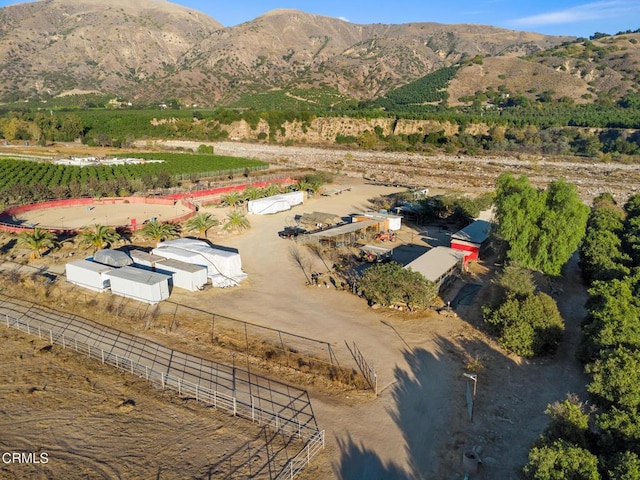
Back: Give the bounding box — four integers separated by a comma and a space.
0, 0, 571, 105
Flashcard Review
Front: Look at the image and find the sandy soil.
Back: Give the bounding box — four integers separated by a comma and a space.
0, 328, 299, 480
0, 145, 595, 479
3, 201, 191, 230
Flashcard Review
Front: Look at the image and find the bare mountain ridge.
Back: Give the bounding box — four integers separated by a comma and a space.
0, 0, 572, 104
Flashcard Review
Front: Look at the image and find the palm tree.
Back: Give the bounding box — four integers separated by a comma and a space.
243, 186, 262, 201
78, 224, 121, 253
221, 191, 243, 209
17, 228, 58, 260
184, 213, 219, 239
223, 211, 250, 233
139, 220, 181, 243
264, 183, 281, 197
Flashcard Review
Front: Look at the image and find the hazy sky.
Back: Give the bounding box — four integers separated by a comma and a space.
1, 0, 639, 37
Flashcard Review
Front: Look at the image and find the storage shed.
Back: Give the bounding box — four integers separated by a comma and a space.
247, 191, 304, 215
106, 266, 171, 304
404, 246, 466, 292
65, 259, 113, 292
352, 211, 403, 231
450, 220, 492, 261
155, 258, 208, 292
153, 238, 247, 288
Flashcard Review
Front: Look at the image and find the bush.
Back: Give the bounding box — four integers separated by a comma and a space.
522, 440, 601, 480
483, 292, 565, 357
358, 262, 437, 310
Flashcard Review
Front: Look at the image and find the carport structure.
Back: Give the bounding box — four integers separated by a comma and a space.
300, 219, 383, 247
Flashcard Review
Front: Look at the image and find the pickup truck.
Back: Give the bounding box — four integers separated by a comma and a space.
278, 226, 307, 239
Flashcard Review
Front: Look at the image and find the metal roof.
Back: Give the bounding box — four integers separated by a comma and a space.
156, 257, 207, 274
404, 246, 466, 283
451, 220, 491, 245
68, 259, 113, 274
106, 266, 171, 285
360, 244, 392, 255
308, 220, 379, 238
129, 249, 166, 264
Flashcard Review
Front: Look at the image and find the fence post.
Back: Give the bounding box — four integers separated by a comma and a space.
145, 365, 148, 380
195, 385, 199, 402
5, 314, 8, 327
101, 349, 105, 364
74, 338, 78, 352
62, 335, 65, 349
27, 322, 30, 335
115, 354, 118, 369
161, 372, 165, 390
38, 326, 41, 339
233, 397, 237, 416
251, 395, 254, 423
178, 378, 181, 395
50, 330, 53, 345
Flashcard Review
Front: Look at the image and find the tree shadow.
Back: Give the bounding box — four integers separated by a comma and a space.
334, 335, 525, 479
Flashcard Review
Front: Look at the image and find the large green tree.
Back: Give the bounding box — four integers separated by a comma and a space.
494, 174, 589, 276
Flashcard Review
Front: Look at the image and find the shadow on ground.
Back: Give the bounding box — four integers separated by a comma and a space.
334, 335, 521, 479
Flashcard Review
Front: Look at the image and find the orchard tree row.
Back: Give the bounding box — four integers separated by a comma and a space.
521, 194, 640, 479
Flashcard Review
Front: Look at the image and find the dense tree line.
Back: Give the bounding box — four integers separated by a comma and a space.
523, 194, 640, 479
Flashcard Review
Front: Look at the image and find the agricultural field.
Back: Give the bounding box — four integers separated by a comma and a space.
0, 152, 268, 205
229, 87, 358, 111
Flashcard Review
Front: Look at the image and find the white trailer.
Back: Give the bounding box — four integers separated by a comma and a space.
155, 258, 208, 292
65, 259, 113, 292
106, 266, 171, 304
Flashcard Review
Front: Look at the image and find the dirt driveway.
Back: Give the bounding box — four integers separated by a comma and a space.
0, 173, 591, 479
184, 178, 589, 479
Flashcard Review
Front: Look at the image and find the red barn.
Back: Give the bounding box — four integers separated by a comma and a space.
450, 220, 491, 261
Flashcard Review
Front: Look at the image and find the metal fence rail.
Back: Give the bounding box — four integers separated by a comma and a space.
1, 302, 325, 478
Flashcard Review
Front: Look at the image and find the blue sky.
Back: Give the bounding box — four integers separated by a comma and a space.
2, 0, 639, 37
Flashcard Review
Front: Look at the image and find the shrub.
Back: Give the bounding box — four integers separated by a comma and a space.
483, 292, 565, 357
358, 262, 437, 310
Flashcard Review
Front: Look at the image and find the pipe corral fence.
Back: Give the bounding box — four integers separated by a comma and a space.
0, 298, 324, 480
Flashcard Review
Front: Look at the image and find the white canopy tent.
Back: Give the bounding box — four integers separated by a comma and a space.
247, 191, 304, 215
153, 238, 247, 288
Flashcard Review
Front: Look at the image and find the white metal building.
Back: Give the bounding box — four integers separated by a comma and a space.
155, 258, 208, 292
65, 259, 113, 292
404, 246, 467, 291
106, 266, 171, 304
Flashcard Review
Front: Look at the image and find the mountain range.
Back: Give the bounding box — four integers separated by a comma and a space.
1, 0, 637, 107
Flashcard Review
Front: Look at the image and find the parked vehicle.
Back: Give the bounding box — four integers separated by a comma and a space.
278, 226, 307, 239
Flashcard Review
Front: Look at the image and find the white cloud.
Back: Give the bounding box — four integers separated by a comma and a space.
338, 16, 350, 22
510, 0, 639, 27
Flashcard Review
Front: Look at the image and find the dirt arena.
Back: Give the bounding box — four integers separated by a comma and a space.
2, 201, 193, 230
